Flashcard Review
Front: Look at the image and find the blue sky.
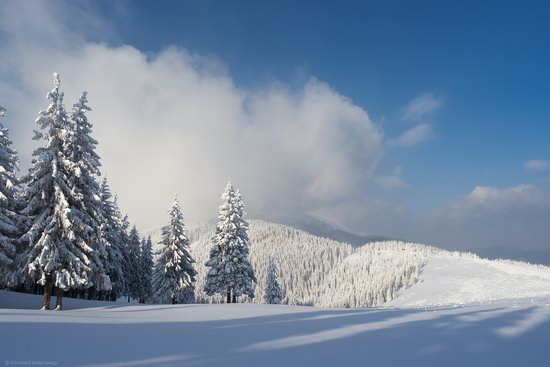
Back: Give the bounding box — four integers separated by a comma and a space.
0, 0, 549, 255
94, 0, 550, 212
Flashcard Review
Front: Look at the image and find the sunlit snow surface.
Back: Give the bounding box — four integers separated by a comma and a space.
1, 290, 549, 367
388, 255, 550, 307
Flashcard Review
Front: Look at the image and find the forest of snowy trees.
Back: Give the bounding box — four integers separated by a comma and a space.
0, 74, 206, 309
0, 73, 488, 310
150, 220, 445, 307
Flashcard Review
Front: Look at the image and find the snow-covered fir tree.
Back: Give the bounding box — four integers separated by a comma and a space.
153, 197, 196, 304
19, 74, 109, 310
204, 182, 256, 303
125, 226, 142, 302
263, 258, 283, 304
113, 196, 130, 299
139, 236, 153, 303
0, 106, 20, 288
99, 178, 125, 300
67, 90, 110, 299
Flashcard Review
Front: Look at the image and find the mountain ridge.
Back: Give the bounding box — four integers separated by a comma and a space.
147, 219, 550, 308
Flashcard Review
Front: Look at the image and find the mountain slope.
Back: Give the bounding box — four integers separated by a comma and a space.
147, 220, 550, 308
388, 255, 550, 307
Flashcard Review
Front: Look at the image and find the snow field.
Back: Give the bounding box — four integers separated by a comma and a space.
1, 290, 549, 367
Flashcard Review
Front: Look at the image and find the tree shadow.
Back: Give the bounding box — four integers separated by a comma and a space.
1, 305, 549, 367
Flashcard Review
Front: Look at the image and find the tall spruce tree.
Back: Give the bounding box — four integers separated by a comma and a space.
119, 213, 134, 301
68, 90, 110, 301
99, 178, 125, 301
19, 74, 108, 310
0, 106, 20, 288
264, 258, 283, 304
204, 182, 256, 303
125, 226, 142, 302
153, 197, 196, 304
139, 236, 154, 303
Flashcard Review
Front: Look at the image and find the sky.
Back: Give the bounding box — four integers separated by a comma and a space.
0, 0, 549, 255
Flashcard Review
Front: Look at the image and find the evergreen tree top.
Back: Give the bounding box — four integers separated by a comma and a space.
170, 195, 182, 213
100, 178, 112, 201
215, 181, 248, 244
73, 91, 91, 112
129, 225, 140, 238
162, 195, 189, 245
52, 72, 60, 88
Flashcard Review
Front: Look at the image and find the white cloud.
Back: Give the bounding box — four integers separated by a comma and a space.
391, 123, 432, 146
0, 1, 383, 230
376, 175, 409, 190
429, 183, 550, 252
375, 166, 409, 190
2, 1, 549, 257
524, 160, 549, 172
448, 184, 548, 219
403, 93, 441, 122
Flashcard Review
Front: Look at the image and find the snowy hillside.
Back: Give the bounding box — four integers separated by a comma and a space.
1, 290, 549, 367
148, 220, 550, 308
388, 255, 550, 307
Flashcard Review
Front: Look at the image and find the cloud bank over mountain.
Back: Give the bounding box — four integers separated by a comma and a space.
0, 0, 548, 255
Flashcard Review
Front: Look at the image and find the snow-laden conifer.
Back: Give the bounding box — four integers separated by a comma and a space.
67, 90, 110, 297
117, 213, 133, 300
263, 258, 283, 304
99, 178, 125, 300
153, 196, 196, 304
139, 236, 153, 303
0, 106, 20, 288
204, 182, 256, 303
19, 74, 108, 309
126, 226, 142, 302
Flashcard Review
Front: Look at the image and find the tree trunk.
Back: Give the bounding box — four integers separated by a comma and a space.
232, 294, 237, 303
55, 287, 64, 310
42, 274, 52, 310
226, 290, 231, 304
87, 287, 95, 300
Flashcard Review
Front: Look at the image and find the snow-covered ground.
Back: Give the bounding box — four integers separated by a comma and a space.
0, 290, 139, 310
1, 290, 549, 367
389, 255, 550, 307
3, 224, 550, 366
